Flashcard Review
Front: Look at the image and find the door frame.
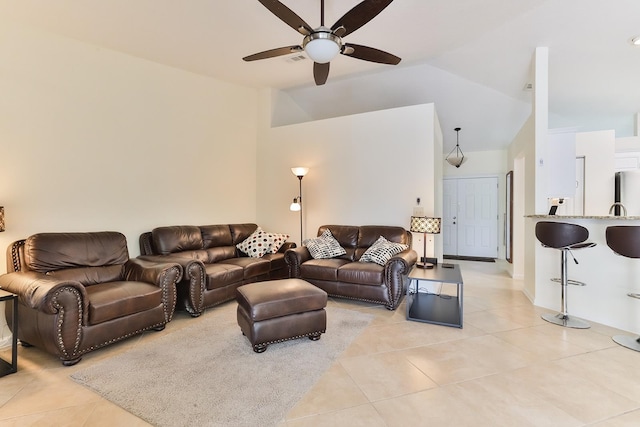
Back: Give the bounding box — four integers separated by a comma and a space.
443, 174, 501, 259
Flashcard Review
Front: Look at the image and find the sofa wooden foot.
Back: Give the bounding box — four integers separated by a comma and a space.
62, 357, 82, 366
253, 344, 267, 353
308, 332, 322, 341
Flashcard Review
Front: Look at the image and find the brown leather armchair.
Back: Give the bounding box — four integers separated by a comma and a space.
0, 232, 182, 366
285, 225, 417, 310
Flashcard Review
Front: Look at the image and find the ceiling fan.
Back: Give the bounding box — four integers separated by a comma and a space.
243, 0, 401, 86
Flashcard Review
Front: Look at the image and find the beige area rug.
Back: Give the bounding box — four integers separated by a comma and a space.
71, 305, 373, 426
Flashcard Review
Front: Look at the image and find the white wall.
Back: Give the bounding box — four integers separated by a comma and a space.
0, 23, 260, 343
576, 130, 616, 215
256, 100, 442, 258
508, 116, 536, 292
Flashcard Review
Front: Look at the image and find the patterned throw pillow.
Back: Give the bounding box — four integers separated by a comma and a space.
236, 227, 290, 258
303, 229, 347, 259
269, 233, 290, 253
360, 236, 409, 266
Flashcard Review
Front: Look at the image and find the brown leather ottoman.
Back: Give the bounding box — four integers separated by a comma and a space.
236, 279, 327, 353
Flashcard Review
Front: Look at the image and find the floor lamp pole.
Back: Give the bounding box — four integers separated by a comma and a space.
298, 175, 303, 245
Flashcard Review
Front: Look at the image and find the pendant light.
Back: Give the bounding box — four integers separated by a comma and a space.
446, 127, 466, 168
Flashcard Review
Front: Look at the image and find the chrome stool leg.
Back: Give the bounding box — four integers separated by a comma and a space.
541, 248, 590, 329
612, 292, 640, 351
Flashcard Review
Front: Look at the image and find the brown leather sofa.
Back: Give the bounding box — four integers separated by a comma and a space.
0, 232, 182, 366
139, 224, 295, 317
285, 225, 417, 310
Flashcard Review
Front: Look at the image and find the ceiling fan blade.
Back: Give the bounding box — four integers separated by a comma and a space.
314, 62, 330, 85
341, 43, 401, 65
258, 0, 312, 36
243, 45, 303, 61
331, 0, 394, 37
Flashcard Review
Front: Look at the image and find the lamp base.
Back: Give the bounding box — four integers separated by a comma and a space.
416, 262, 434, 269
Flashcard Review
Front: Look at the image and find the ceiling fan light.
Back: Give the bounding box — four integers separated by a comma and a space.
303, 28, 341, 63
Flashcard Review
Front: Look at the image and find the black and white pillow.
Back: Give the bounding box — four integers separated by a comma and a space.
360, 236, 408, 266
237, 227, 290, 258
303, 229, 346, 259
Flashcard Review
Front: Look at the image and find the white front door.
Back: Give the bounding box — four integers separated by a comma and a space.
443, 177, 499, 258
442, 179, 458, 256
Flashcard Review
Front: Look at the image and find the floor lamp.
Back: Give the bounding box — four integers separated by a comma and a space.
289, 167, 309, 245
410, 216, 441, 269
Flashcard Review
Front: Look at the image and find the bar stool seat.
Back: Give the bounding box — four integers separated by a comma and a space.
606, 226, 640, 351
536, 221, 596, 328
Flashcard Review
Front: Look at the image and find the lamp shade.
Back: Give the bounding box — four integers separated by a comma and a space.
0, 206, 4, 232
445, 149, 465, 168
410, 216, 441, 234
291, 167, 309, 177
290, 198, 301, 212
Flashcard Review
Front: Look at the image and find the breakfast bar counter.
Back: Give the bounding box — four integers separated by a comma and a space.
528, 215, 640, 334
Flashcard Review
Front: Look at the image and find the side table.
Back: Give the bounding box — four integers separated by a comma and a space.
0, 289, 18, 376
406, 264, 464, 328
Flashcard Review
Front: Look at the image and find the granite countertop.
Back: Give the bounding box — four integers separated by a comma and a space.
527, 215, 640, 220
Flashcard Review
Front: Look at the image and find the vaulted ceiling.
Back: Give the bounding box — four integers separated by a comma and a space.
2, 0, 639, 152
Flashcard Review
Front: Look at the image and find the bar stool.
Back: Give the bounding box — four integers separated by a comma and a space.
606, 226, 640, 351
535, 221, 596, 328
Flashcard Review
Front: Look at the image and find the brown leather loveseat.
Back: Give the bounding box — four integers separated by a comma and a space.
139, 224, 294, 317
285, 225, 417, 310
0, 232, 182, 366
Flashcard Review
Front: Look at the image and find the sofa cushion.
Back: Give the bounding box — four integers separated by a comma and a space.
262, 252, 287, 271
300, 258, 351, 281
201, 225, 234, 249
204, 246, 237, 263
85, 281, 162, 325
152, 226, 203, 255
304, 229, 347, 259
25, 232, 129, 273
46, 265, 124, 286
219, 257, 270, 279
360, 236, 409, 266
338, 262, 384, 285
229, 223, 260, 245
204, 263, 244, 290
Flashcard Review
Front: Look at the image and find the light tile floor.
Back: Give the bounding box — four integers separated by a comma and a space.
2, 260, 640, 426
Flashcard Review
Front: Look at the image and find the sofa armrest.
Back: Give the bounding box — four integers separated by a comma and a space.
124, 258, 182, 322
278, 241, 297, 253
137, 254, 206, 316
0, 271, 87, 315
124, 258, 183, 286
284, 247, 311, 278
385, 249, 418, 274
383, 249, 418, 309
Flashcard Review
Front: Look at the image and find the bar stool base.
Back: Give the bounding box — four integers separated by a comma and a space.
541, 313, 590, 329
612, 335, 640, 352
